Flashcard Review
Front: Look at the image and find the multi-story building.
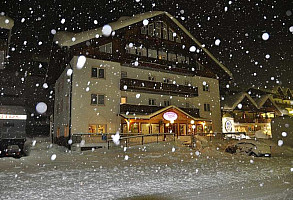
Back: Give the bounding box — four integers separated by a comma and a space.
51, 11, 233, 145
0, 15, 14, 70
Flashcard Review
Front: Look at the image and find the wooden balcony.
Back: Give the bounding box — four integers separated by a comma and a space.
120, 78, 198, 97
120, 104, 200, 118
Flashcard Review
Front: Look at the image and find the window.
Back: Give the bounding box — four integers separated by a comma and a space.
155, 22, 162, 38
149, 98, 156, 105
89, 124, 107, 133
92, 67, 105, 78
121, 71, 127, 78
91, 94, 97, 104
164, 100, 170, 106
99, 42, 112, 53
148, 75, 155, 81
203, 84, 209, 91
137, 47, 147, 57
125, 44, 136, 54
158, 50, 167, 60
177, 55, 186, 63
204, 103, 211, 111
163, 78, 170, 83
98, 95, 105, 105
91, 94, 105, 105
196, 62, 204, 71
148, 49, 157, 58
120, 97, 127, 104
162, 23, 168, 39
185, 57, 190, 64
169, 28, 175, 41
148, 23, 154, 36
168, 52, 177, 62
141, 26, 147, 34
176, 36, 181, 43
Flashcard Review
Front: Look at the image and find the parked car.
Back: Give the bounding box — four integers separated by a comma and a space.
225, 140, 271, 157
4, 145, 22, 158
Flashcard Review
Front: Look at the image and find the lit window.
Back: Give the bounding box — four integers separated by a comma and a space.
168, 53, 177, 62
89, 124, 107, 133
158, 50, 167, 60
125, 44, 136, 54
149, 99, 156, 105
120, 97, 127, 104
137, 46, 147, 57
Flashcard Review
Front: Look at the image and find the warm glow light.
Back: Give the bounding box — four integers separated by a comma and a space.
0, 114, 27, 120
170, 120, 174, 124
191, 120, 195, 124
166, 123, 170, 127
163, 112, 178, 121
192, 125, 196, 129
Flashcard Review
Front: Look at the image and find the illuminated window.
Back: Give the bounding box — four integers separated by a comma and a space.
120, 97, 127, 104
148, 49, 157, 58
99, 42, 112, 53
89, 124, 107, 133
158, 50, 167, 60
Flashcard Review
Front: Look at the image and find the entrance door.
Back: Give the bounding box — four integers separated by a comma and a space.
151, 124, 159, 133
141, 124, 149, 134
179, 124, 186, 136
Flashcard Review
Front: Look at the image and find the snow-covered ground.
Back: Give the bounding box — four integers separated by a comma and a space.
1, 137, 293, 200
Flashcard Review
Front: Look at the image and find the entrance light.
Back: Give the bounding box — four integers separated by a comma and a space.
191, 120, 195, 124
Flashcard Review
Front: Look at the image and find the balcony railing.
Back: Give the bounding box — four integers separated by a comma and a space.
120, 104, 200, 118
120, 78, 198, 97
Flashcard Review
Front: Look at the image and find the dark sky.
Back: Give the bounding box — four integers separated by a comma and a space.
1, 0, 293, 89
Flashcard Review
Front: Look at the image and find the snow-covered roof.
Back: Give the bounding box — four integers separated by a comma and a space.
222, 92, 258, 111
54, 11, 233, 78
254, 94, 283, 114
0, 16, 14, 30
120, 105, 209, 121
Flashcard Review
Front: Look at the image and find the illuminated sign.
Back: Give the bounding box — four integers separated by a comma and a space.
222, 117, 235, 133
225, 120, 233, 132
0, 114, 27, 120
163, 112, 178, 121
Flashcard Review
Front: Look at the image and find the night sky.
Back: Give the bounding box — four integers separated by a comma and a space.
1, 0, 293, 89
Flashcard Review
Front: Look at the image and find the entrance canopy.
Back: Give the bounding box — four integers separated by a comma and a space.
120, 105, 208, 122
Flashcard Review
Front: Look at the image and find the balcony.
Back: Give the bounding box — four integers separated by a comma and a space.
120, 78, 198, 97
120, 104, 200, 118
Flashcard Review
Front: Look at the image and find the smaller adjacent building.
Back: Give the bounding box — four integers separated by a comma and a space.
222, 86, 292, 138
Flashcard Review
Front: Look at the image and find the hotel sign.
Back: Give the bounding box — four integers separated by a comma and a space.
0, 114, 27, 120
163, 112, 178, 121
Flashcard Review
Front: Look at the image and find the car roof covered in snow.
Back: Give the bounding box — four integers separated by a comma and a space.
54, 11, 233, 78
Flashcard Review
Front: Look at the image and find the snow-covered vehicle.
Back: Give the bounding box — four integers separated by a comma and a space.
0, 106, 27, 157
4, 144, 22, 158
225, 140, 271, 157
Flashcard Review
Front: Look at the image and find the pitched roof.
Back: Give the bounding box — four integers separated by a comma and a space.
221, 92, 258, 111
0, 16, 14, 30
253, 94, 283, 114
120, 105, 209, 121
54, 11, 233, 78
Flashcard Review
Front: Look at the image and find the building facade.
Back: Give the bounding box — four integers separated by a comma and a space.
51, 11, 232, 145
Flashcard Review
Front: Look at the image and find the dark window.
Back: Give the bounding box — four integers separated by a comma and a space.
149, 99, 156, 105
98, 69, 105, 78
3, 122, 14, 127
204, 104, 210, 111
91, 68, 97, 78
121, 71, 127, 78
98, 95, 105, 105
203, 84, 209, 91
91, 94, 97, 105
164, 100, 170, 106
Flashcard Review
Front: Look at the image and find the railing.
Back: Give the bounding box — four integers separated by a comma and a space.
120, 78, 198, 97
107, 133, 176, 149
120, 104, 200, 118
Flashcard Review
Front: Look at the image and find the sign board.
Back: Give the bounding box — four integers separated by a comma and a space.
0, 114, 27, 120
222, 117, 235, 133
163, 112, 178, 121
